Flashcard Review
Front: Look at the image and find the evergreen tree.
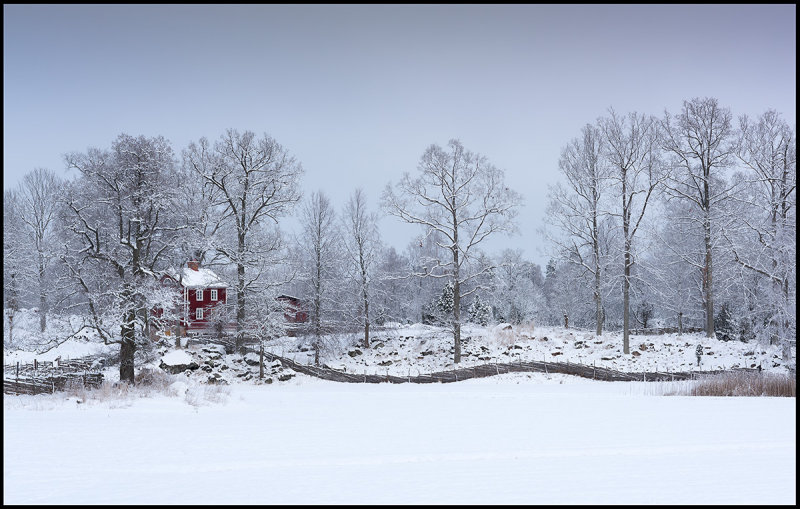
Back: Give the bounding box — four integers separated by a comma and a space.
714, 302, 735, 341
468, 294, 491, 326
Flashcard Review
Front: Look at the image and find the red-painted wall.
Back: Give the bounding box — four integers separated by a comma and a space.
186, 287, 228, 330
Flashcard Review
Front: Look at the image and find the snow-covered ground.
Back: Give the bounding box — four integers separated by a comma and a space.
272, 321, 794, 377
3, 374, 796, 504
4, 309, 794, 381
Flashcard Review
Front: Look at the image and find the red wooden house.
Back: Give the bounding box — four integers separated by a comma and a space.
154, 260, 236, 337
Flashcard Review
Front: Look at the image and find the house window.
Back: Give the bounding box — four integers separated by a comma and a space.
196, 307, 203, 320
196, 289, 203, 301
211, 289, 218, 301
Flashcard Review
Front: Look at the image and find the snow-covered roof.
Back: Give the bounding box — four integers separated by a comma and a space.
165, 266, 228, 288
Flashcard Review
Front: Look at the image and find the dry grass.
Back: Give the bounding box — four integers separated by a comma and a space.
516, 322, 536, 338
134, 367, 175, 393
488, 322, 535, 348
667, 371, 796, 397
58, 366, 230, 406
184, 384, 231, 407
492, 328, 517, 348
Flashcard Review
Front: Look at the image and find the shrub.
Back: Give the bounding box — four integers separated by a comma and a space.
134, 367, 175, 392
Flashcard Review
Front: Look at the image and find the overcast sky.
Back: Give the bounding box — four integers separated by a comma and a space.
3, 4, 796, 266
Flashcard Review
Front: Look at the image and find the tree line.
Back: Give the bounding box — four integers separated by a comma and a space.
3, 97, 796, 382
541, 97, 795, 357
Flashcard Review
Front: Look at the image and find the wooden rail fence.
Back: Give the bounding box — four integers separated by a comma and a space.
4, 358, 104, 395
255, 349, 754, 384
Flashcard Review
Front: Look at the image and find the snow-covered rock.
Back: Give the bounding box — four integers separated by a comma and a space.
159, 350, 199, 374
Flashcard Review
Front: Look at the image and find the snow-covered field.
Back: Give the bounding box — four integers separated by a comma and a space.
3, 374, 796, 504
4, 310, 796, 504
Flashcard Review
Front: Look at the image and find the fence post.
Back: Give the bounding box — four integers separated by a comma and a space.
259, 344, 264, 380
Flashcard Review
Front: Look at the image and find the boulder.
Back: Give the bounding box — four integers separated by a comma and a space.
348, 349, 363, 357
201, 344, 225, 359
159, 350, 199, 374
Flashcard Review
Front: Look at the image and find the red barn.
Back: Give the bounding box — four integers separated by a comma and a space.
277, 295, 308, 336
155, 260, 236, 337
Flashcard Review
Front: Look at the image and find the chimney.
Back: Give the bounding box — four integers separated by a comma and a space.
187, 260, 199, 271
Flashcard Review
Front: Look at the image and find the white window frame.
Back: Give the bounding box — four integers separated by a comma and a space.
196, 307, 203, 320
196, 289, 203, 301
210, 289, 218, 301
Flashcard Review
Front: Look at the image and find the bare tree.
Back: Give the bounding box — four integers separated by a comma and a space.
542, 123, 612, 336
383, 139, 521, 364
730, 110, 796, 343
298, 190, 340, 365
3, 189, 26, 346
646, 198, 705, 335
491, 249, 545, 325
661, 97, 737, 338
183, 129, 303, 344
342, 188, 381, 348
600, 110, 666, 353
63, 134, 187, 383
373, 245, 414, 324
16, 168, 64, 332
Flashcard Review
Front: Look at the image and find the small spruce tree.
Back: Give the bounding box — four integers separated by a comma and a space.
435, 281, 455, 318
468, 294, 491, 326
714, 303, 735, 341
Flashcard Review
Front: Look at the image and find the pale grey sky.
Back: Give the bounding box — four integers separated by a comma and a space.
3, 4, 796, 265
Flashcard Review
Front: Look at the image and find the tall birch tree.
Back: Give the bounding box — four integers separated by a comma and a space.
342, 188, 381, 348
383, 139, 521, 364
600, 110, 666, 353
730, 110, 796, 343
183, 129, 303, 343
661, 97, 736, 338
17, 168, 64, 332
299, 190, 340, 365
542, 123, 611, 336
